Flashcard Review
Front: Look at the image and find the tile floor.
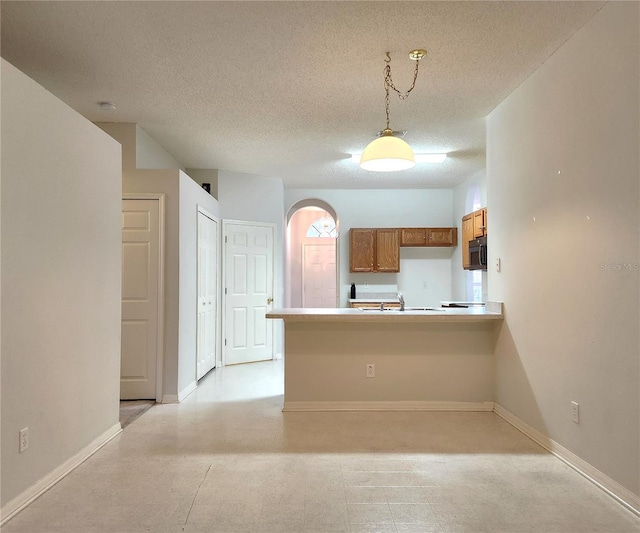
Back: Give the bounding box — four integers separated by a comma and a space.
2, 360, 639, 533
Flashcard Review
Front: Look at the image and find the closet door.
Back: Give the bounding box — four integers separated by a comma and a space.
197, 209, 218, 380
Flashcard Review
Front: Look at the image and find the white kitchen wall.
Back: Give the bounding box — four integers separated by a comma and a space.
1, 60, 122, 516
451, 169, 487, 301
488, 1, 639, 501
284, 189, 454, 307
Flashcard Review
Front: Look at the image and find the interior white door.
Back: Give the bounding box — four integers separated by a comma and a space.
224, 222, 274, 365
121, 199, 160, 399
197, 210, 218, 380
302, 243, 336, 307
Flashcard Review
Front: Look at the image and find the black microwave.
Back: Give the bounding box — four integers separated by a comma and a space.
469, 236, 487, 270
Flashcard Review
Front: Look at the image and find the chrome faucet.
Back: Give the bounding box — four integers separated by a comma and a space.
397, 292, 405, 311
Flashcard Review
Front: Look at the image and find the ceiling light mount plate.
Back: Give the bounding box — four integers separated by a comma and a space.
376, 129, 407, 138
409, 49, 427, 61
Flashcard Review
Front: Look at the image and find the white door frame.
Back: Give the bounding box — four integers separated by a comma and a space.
122, 193, 165, 402
221, 219, 277, 367
196, 206, 221, 376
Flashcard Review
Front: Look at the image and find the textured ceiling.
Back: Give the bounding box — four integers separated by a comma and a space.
1, 1, 604, 189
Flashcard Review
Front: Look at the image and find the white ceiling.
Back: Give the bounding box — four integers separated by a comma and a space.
1, 1, 604, 189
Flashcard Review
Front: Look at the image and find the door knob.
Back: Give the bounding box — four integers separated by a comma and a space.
267, 297, 273, 304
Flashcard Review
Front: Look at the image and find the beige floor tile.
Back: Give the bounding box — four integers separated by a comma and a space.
347, 503, 394, 524
2, 360, 638, 533
345, 486, 388, 504
384, 486, 430, 504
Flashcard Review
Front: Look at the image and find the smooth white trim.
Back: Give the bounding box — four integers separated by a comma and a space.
122, 193, 165, 402
162, 394, 178, 404
0, 423, 122, 526
494, 403, 640, 517
178, 380, 197, 402
283, 401, 495, 412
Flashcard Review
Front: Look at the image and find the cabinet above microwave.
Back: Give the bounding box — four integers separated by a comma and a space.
462, 208, 487, 270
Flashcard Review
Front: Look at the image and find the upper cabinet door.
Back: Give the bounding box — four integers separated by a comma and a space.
376, 229, 400, 272
349, 229, 375, 272
427, 228, 458, 246
461, 215, 474, 269
400, 228, 427, 246
473, 209, 487, 237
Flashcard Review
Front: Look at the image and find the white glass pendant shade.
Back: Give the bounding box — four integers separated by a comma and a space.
359, 134, 416, 172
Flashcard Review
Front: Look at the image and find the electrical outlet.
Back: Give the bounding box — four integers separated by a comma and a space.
19, 427, 29, 453
571, 401, 580, 424
366, 363, 375, 378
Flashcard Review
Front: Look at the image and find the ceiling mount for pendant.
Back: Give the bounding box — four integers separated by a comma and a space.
376, 129, 407, 138
360, 48, 427, 172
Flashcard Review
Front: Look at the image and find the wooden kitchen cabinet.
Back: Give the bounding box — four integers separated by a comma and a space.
348, 301, 401, 309
461, 214, 474, 269
349, 228, 399, 273
427, 227, 457, 246
462, 208, 487, 269
376, 229, 400, 272
349, 228, 375, 272
473, 208, 487, 237
400, 227, 457, 247
400, 228, 427, 246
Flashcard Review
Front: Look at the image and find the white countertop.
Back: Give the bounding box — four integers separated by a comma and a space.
267, 302, 503, 323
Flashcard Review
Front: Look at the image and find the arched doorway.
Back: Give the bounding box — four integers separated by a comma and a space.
286, 200, 338, 308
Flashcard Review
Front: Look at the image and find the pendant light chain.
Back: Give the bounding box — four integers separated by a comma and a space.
383, 52, 422, 131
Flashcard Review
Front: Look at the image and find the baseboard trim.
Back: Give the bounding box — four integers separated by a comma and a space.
0, 422, 122, 526
283, 400, 495, 412
494, 403, 640, 517
178, 380, 197, 402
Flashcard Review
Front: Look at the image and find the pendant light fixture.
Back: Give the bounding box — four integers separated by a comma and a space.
360, 49, 427, 172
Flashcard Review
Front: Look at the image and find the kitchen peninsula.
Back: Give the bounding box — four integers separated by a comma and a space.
267, 303, 503, 412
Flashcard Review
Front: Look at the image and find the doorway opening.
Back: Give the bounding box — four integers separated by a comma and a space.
286, 201, 339, 308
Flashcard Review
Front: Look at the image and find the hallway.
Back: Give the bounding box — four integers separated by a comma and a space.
2, 360, 638, 533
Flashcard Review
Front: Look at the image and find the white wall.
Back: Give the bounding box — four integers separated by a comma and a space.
452, 169, 487, 301
285, 189, 454, 307
121, 170, 180, 399
96, 123, 185, 172
94, 122, 137, 171
178, 172, 219, 394
488, 2, 639, 497
135, 125, 184, 170
186, 168, 219, 199
104, 125, 220, 401
1, 60, 122, 511
121, 169, 219, 401
218, 171, 285, 357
